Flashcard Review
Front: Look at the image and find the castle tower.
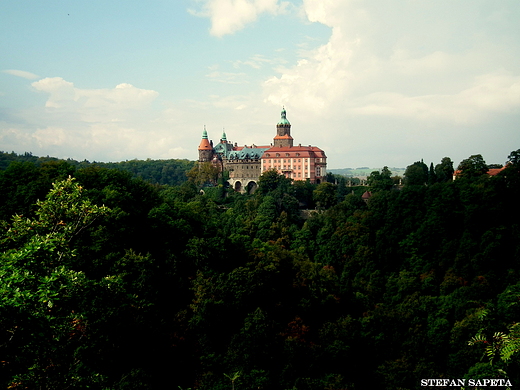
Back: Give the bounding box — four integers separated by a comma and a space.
273, 107, 294, 147
198, 126, 213, 162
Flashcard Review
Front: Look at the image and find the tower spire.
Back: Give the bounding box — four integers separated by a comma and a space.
278, 106, 290, 125
274, 106, 293, 147
198, 125, 213, 161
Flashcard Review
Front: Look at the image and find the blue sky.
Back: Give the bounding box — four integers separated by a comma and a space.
1, 0, 519, 169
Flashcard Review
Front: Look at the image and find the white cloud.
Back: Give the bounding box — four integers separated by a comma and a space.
189, 0, 289, 36
3, 69, 40, 80
32, 77, 158, 111
345, 71, 520, 124
254, 1, 520, 168
263, 1, 520, 124
31, 77, 159, 124
264, 25, 354, 110
0, 77, 170, 161
232, 54, 288, 69
33, 126, 68, 147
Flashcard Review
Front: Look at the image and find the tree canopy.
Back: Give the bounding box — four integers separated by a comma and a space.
1, 150, 520, 389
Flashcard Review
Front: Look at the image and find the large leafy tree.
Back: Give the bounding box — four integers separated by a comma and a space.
313, 182, 337, 210
367, 166, 393, 191
435, 157, 454, 182
257, 169, 292, 196
403, 161, 429, 186
0, 177, 139, 389
506, 149, 520, 166
186, 162, 221, 187
457, 154, 488, 179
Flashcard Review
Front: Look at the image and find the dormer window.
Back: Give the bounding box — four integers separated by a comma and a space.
276, 153, 280, 157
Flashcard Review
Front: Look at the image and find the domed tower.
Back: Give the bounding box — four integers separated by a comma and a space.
198, 126, 213, 162
273, 107, 293, 147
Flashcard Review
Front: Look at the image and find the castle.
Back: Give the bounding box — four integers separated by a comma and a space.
198, 108, 327, 192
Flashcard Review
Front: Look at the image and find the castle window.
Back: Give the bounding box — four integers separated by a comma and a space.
276, 153, 280, 157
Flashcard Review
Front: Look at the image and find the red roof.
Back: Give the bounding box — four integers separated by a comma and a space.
273, 134, 294, 140
198, 138, 212, 150
453, 166, 505, 178
362, 191, 372, 200
262, 146, 327, 159
265, 145, 326, 154
488, 167, 505, 176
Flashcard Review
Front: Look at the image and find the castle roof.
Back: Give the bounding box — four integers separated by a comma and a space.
453, 166, 505, 179
198, 127, 212, 151
264, 145, 327, 159
277, 107, 291, 126
488, 167, 505, 176
228, 146, 270, 160
233, 145, 271, 151
214, 140, 234, 156
273, 134, 294, 141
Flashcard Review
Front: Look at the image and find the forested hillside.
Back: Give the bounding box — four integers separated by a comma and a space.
0, 151, 195, 186
1, 151, 519, 389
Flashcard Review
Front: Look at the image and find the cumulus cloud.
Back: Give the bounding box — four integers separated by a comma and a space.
190, 0, 289, 36
263, 1, 520, 125
232, 54, 286, 69
265, 25, 354, 110
345, 71, 520, 124
3, 69, 40, 80
32, 126, 68, 147
31, 77, 159, 123
32, 77, 158, 110
0, 77, 168, 161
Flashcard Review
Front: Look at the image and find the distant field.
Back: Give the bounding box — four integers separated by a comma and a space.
329, 167, 406, 177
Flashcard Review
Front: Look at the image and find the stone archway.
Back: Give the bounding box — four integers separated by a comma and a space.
246, 181, 258, 194
234, 181, 242, 192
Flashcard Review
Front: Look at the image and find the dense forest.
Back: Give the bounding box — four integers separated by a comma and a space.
1, 150, 519, 389
0, 151, 195, 186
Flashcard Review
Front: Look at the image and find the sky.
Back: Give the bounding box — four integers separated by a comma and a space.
1, 0, 519, 169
